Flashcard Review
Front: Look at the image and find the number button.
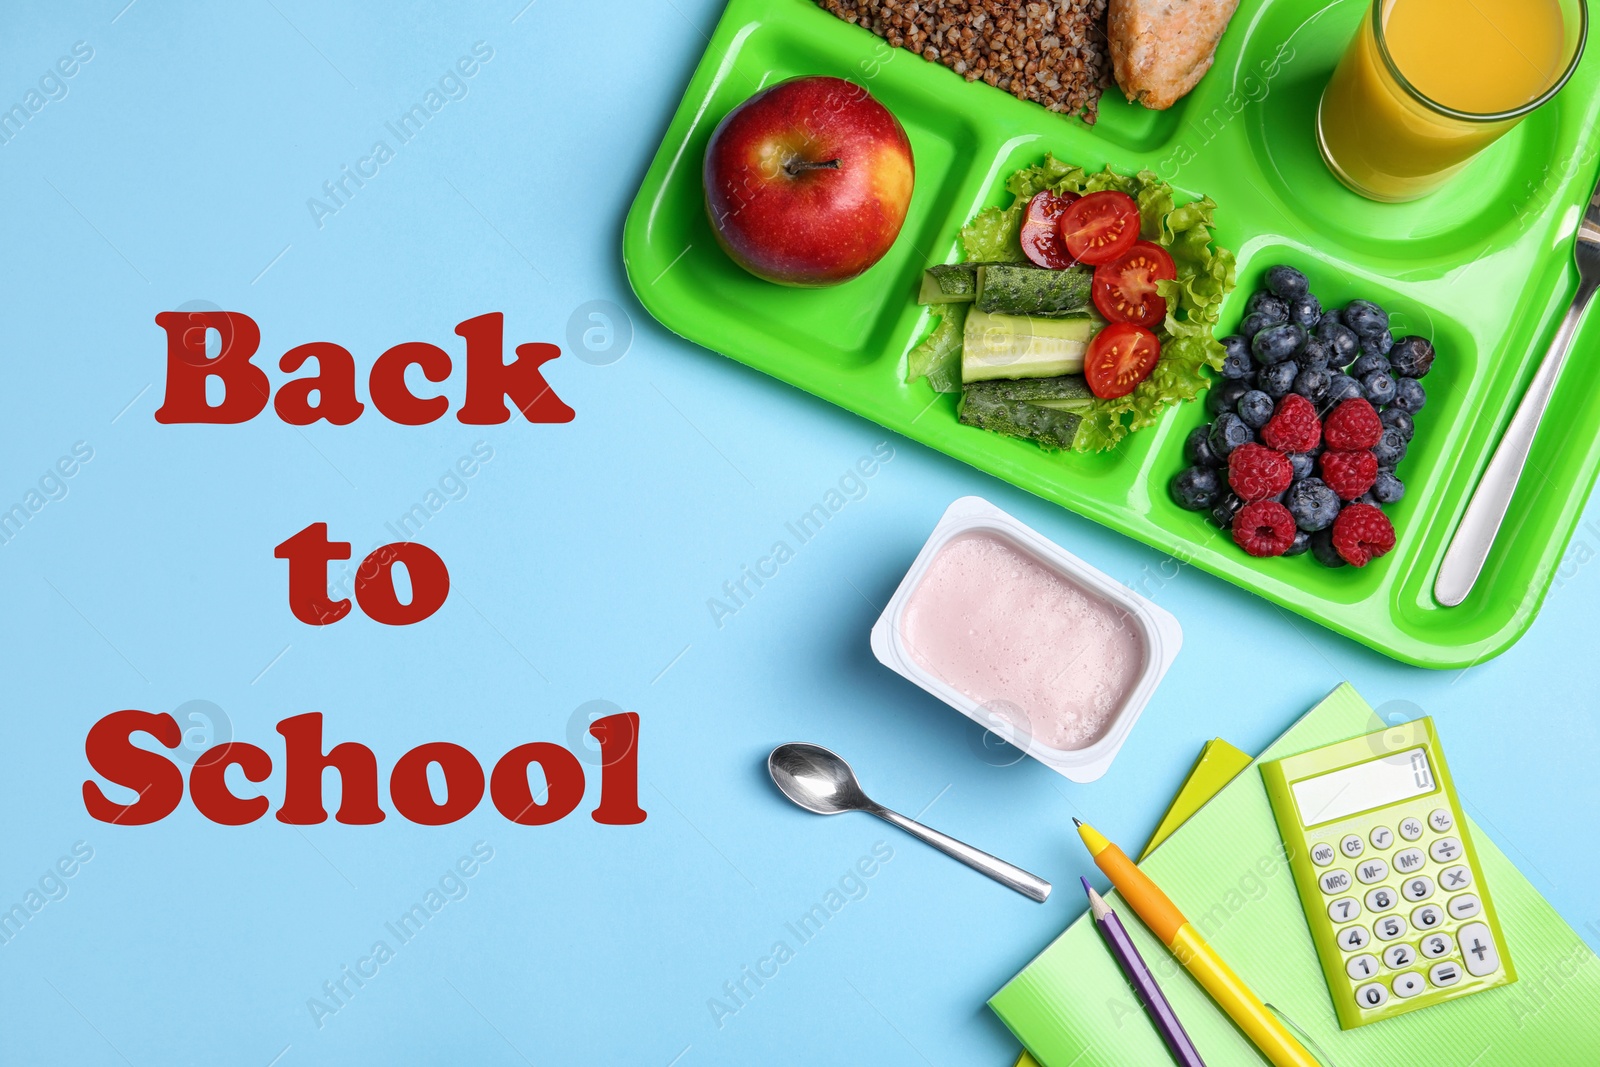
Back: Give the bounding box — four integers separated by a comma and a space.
1321, 869, 1353, 894
1311, 842, 1337, 867
1339, 924, 1372, 951
1420, 933, 1454, 959
1384, 943, 1417, 969
1347, 953, 1380, 980
1429, 961, 1463, 987
1399, 817, 1425, 841
1394, 848, 1426, 874
1356, 859, 1389, 884
1429, 808, 1454, 833
1430, 837, 1463, 863
1440, 865, 1473, 891
1341, 834, 1365, 859
1369, 826, 1394, 850
1403, 876, 1435, 902
1375, 915, 1408, 941
1365, 886, 1396, 913
1392, 972, 1425, 998
1459, 922, 1501, 977
1328, 897, 1361, 923
1412, 904, 1445, 930
1448, 893, 1482, 920
1356, 982, 1389, 1009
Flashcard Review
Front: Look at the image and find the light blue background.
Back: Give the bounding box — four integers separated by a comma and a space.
2, 2, 1597, 1064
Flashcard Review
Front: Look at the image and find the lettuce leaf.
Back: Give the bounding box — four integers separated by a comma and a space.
906, 304, 967, 394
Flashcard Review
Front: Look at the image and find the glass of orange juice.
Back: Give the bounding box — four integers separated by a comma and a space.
1318, 0, 1589, 202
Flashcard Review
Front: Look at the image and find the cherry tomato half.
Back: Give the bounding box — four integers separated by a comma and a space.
1084, 322, 1162, 399
1057, 190, 1141, 266
1019, 190, 1080, 269
1092, 241, 1177, 328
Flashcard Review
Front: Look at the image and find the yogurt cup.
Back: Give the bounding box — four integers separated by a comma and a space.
870, 496, 1181, 783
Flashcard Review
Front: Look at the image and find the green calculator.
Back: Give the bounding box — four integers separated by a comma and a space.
1261, 717, 1515, 1029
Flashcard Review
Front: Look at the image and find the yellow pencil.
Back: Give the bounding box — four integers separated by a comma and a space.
1075, 819, 1319, 1067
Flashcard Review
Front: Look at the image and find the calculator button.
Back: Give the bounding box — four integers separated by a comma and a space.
1328, 897, 1362, 923
1347, 953, 1380, 980
1428, 808, 1454, 833
1383, 943, 1417, 969
1459, 923, 1501, 976
1321, 869, 1354, 894
1448, 893, 1482, 920
1392, 972, 1426, 998
1355, 982, 1389, 1009
1374, 915, 1408, 941
1430, 837, 1463, 863
1311, 842, 1337, 867
1356, 859, 1389, 884
1439, 865, 1473, 891
1411, 904, 1445, 931
1394, 848, 1427, 874
1339, 924, 1372, 951
1429, 961, 1463, 987
1402, 875, 1435, 902
1399, 817, 1425, 841
1369, 826, 1394, 850
1420, 933, 1455, 959
1365, 886, 1396, 913
1341, 834, 1365, 859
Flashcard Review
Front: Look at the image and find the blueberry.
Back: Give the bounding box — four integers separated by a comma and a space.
1322, 373, 1363, 407
1285, 477, 1342, 532
1361, 371, 1397, 406
1258, 359, 1298, 399
1171, 466, 1223, 511
1372, 427, 1408, 467
1265, 265, 1310, 300
1237, 389, 1275, 429
1348, 352, 1391, 380
1288, 294, 1322, 329
1295, 336, 1332, 370
1252, 323, 1305, 365
1370, 469, 1405, 504
1288, 451, 1316, 481
1318, 321, 1361, 367
1246, 290, 1290, 324
1210, 492, 1245, 529
1379, 406, 1414, 440
1238, 312, 1274, 340
1220, 349, 1255, 382
1389, 336, 1435, 378
1343, 299, 1389, 336
1208, 413, 1254, 458
1392, 377, 1426, 413
1184, 424, 1223, 467
1293, 366, 1331, 405
1284, 529, 1313, 557
1361, 328, 1395, 356
1318, 308, 1344, 330
1207, 379, 1251, 416
1310, 528, 1347, 567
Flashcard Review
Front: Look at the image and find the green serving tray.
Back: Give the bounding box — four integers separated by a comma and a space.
623, 0, 1600, 669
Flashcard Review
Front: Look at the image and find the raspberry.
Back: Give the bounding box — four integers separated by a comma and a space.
1323, 398, 1383, 450
1233, 501, 1297, 557
1260, 393, 1321, 452
1331, 503, 1396, 566
1228, 443, 1293, 502
1320, 449, 1378, 500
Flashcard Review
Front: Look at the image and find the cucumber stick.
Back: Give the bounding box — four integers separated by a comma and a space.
961, 309, 1094, 382
918, 263, 982, 304
957, 391, 1082, 451
976, 264, 1092, 317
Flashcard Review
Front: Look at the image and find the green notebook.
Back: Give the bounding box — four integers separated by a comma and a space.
992, 684, 1600, 1066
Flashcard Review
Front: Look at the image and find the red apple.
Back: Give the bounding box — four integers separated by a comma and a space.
703, 76, 914, 287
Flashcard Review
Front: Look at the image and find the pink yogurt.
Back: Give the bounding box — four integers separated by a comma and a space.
899, 532, 1145, 750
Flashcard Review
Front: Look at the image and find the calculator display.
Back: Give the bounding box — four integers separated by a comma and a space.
1292, 748, 1435, 826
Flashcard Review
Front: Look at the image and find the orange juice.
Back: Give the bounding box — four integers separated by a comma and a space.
1317, 0, 1580, 202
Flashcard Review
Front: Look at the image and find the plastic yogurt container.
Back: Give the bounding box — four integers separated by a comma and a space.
870, 496, 1182, 783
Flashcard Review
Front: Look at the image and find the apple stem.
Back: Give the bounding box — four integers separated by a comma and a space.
784, 158, 841, 176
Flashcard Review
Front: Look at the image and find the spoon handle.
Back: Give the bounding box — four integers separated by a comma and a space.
872, 807, 1052, 902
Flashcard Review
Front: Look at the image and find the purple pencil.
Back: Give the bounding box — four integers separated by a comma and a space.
1083, 877, 1207, 1067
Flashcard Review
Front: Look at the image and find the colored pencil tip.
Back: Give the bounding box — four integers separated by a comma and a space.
1080, 875, 1092, 895
1072, 817, 1083, 827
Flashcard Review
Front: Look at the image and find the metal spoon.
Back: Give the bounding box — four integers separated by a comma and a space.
766, 743, 1052, 902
